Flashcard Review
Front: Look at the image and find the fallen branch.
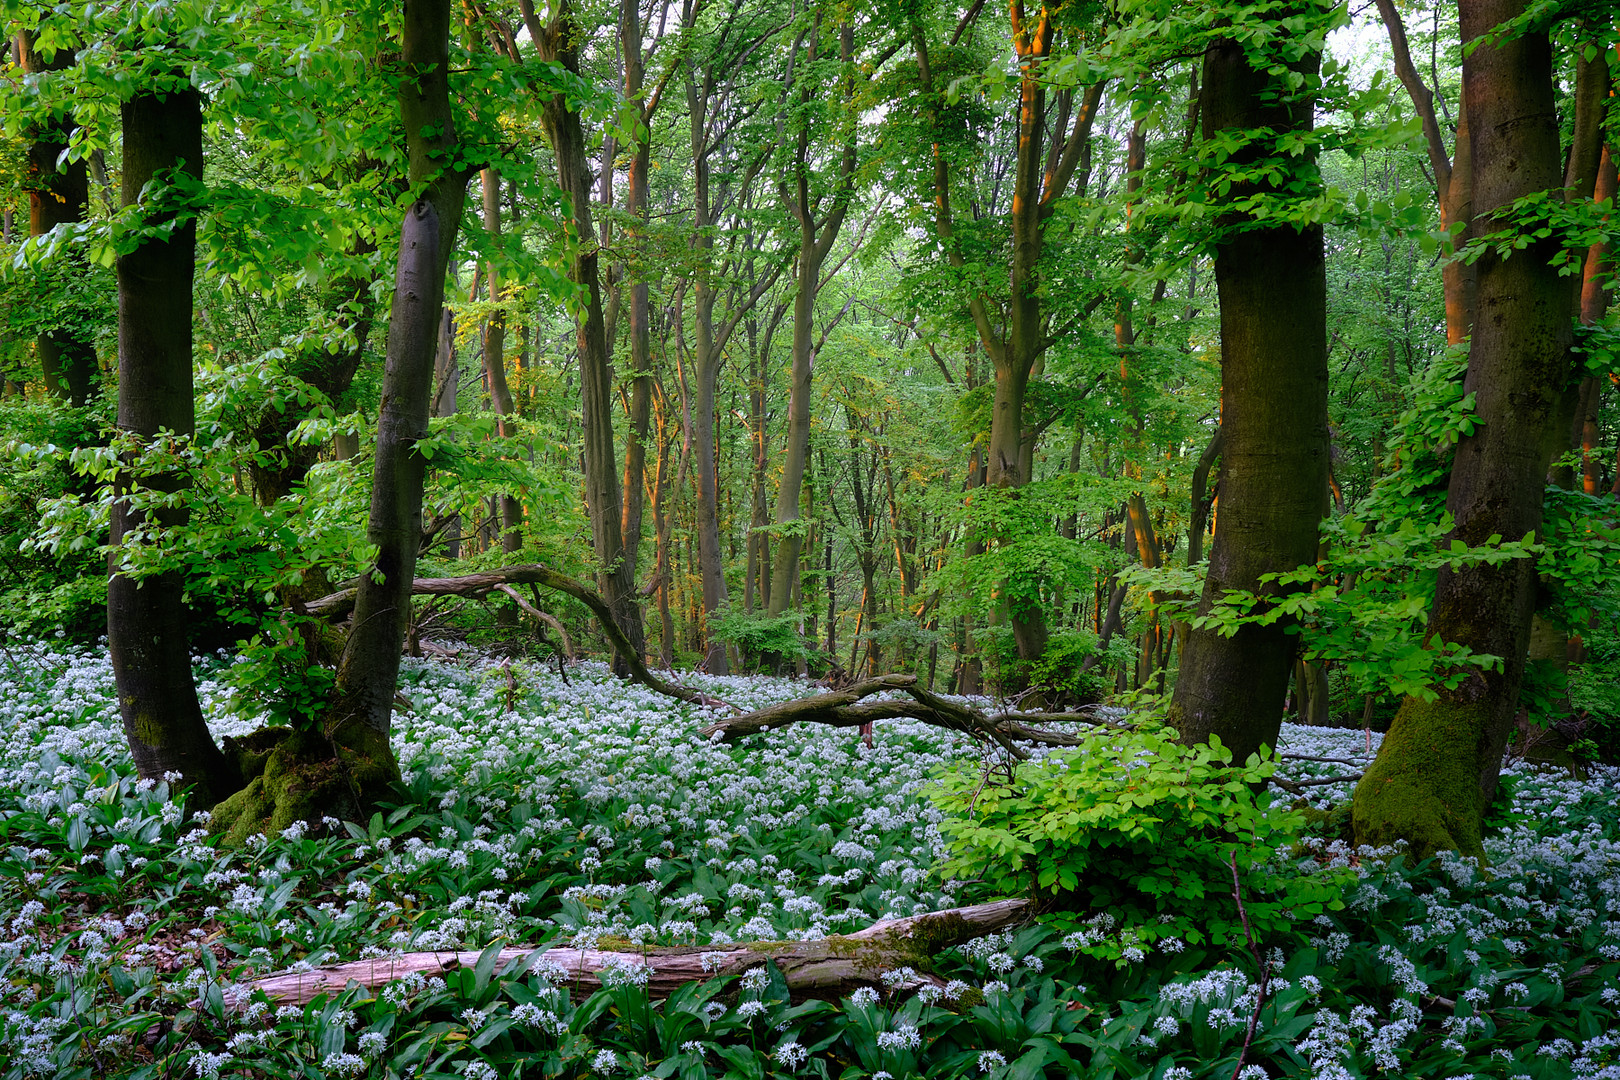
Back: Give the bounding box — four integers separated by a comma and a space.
494, 583, 575, 663
305, 565, 736, 712
1269, 772, 1363, 797
699, 674, 1107, 759
233, 899, 1030, 1009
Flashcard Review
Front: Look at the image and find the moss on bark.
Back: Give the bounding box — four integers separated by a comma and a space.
1352, 696, 1485, 860
209, 720, 401, 846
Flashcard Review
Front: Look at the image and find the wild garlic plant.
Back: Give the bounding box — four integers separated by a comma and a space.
0, 637, 1615, 1079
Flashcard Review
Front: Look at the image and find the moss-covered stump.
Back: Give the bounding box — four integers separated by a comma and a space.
1352, 696, 1485, 860
209, 719, 401, 845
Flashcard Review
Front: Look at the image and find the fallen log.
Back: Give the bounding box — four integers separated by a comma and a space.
700, 674, 1112, 760
233, 899, 1031, 1008
304, 564, 736, 712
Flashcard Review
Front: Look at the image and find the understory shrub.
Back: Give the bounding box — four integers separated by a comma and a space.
929, 727, 1350, 958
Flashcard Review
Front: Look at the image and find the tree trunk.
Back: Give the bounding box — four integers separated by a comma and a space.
109, 84, 240, 810
532, 0, 645, 666
767, 23, 857, 618
18, 24, 96, 406
238, 900, 1031, 1008
1353, 0, 1571, 859
1578, 148, 1614, 496
248, 244, 378, 507
319, 0, 468, 788
691, 294, 731, 672
1373, 0, 1476, 345
1170, 31, 1329, 767
482, 168, 524, 557
617, 0, 657, 604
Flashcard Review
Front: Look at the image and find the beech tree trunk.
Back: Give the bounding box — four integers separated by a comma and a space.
334, 0, 468, 747
18, 24, 96, 406
530, 0, 646, 665
1577, 149, 1614, 496
912, 13, 1104, 675
247, 246, 378, 507
767, 23, 857, 619
109, 84, 239, 809
1353, 0, 1572, 859
1170, 31, 1330, 767
1373, 0, 1476, 345
482, 168, 523, 556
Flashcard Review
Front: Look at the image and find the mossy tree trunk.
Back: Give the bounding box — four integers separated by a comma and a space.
109, 80, 241, 810
1169, 26, 1330, 768
1352, 0, 1572, 859
210, 0, 471, 840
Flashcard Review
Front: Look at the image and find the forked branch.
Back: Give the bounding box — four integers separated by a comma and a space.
305, 564, 736, 712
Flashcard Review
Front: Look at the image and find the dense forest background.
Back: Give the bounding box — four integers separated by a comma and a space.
0, 0, 1615, 810
1, 5, 1620, 1076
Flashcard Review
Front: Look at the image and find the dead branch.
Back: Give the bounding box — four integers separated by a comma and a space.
232, 899, 1030, 1009
304, 564, 737, 712
494, 583, 576, 663
699, 674, 1105, 759
1269, 772, 1363, 797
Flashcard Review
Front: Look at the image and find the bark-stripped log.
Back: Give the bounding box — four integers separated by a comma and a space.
234, 899, 1030, 1008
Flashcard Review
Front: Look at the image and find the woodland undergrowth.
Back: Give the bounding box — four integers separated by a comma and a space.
0, 637, 1616, 1080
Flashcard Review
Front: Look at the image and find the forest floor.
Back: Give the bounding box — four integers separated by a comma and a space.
0, 637, 1616, 1080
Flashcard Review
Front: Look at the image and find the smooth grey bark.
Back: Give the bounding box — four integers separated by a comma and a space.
767, 22, 858, 618
335, 0, 471, 747
527, 0, 647, 665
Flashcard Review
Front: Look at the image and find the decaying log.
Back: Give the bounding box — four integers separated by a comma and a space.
234, 899, 1030, 1009
700, 673, 1112, 759
304, 564, 735, 711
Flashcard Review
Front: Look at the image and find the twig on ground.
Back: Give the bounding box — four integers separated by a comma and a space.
1228, 850, 1270, 1080
1269, 772, 1363, 796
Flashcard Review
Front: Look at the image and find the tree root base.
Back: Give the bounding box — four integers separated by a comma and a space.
209, 720, 401, 845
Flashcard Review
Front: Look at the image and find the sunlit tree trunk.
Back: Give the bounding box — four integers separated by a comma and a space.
529, 0, 646, 664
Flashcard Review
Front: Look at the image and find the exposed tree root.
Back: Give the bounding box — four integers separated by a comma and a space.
232, 899, 1030, 1008
207, 718, 401, 846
